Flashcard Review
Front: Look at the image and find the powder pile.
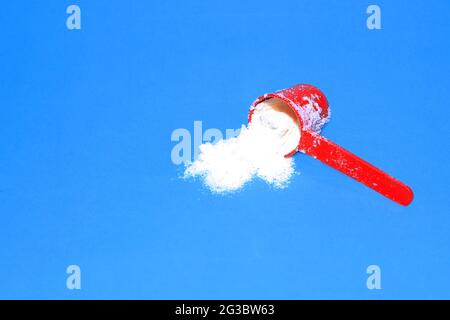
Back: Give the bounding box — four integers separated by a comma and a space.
184, 98, 301, 193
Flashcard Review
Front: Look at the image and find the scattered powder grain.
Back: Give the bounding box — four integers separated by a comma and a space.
184, 98, 301, 193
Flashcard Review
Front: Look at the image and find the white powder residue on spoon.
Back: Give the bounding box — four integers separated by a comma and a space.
184, 98, 301, 193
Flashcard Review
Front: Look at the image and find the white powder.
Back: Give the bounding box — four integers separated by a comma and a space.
184, 98, 301, 193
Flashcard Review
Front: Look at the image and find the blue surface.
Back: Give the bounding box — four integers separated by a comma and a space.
0, 0, 449, 299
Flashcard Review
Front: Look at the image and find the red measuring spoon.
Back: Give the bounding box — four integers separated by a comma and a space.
248, 84, 414, 206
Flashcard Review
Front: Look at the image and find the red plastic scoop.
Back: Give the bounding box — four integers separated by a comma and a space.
248, 84, 414, 206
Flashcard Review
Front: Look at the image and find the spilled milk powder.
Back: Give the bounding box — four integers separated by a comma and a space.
184, 98, 301, 193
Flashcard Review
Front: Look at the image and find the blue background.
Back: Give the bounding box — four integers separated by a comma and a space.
0, 0, 449, 299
